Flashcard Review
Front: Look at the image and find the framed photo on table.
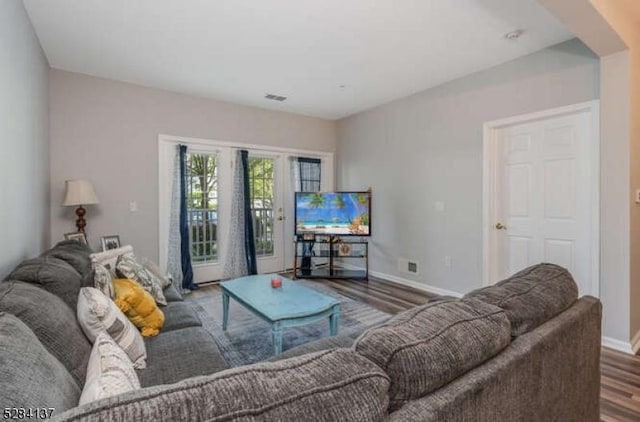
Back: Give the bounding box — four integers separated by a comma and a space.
64, 232, 87, 245
338, 243, 352, 257
101, 235, 121, 251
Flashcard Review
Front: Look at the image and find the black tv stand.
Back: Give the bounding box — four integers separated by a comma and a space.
292, 235, 368, 280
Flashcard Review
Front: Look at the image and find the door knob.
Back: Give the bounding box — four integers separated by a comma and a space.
277, 216, 285, 221
495, 222, 507, 230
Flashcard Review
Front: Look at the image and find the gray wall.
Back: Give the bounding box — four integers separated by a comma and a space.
600, 51, 631, 344
337, 39, 599, 295
49, 70, 337, 261
0, 0, 50, 277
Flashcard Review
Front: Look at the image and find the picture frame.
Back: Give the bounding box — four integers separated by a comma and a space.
64, 232, 87, 245
101, 235, 121, 251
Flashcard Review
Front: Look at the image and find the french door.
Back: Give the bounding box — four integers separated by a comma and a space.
246, 154, 285, 274
185, 150, 285, 281
159, 137, 333, 283
182, 145, 230, 283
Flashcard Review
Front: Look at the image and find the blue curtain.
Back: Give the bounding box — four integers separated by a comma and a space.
179, 145, 197, 290
240, 150, 258, 275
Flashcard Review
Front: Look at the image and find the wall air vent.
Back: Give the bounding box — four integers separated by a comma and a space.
408, 262, 418, 273
398, 258, 419, 275
265, 94, 287, 102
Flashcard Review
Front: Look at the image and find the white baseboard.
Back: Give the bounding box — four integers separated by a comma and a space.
602, 336, 634, 354
370, 269, 463, 298
335, 262, 463, 298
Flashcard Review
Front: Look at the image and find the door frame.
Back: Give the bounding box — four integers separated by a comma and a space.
481, 100, 600, 296
158, 134, 334, 281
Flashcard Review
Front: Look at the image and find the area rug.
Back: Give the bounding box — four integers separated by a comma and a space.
185, 279, 391, 367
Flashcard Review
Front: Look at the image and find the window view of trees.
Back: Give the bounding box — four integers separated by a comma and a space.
249, 157, 275, 256
185, 154, 275, 263
186, 153, 218, 262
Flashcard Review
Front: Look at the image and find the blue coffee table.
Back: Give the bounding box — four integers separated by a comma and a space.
221, 275, 340, 355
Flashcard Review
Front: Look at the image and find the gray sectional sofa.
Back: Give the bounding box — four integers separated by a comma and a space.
0, 242, 601, 421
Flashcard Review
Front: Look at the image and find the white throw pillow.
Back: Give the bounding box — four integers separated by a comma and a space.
93, 263, 114, 299
79, 333, 141, 405
90, 245, 134, 274
77, 287, 147, 369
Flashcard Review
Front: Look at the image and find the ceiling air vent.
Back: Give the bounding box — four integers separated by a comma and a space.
265, 94, 287, 102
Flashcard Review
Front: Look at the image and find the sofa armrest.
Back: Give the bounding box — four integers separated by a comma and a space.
388, 296, 602, 422
53, 349, 390, 422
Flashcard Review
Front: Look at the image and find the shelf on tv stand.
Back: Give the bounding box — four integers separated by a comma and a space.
295, 268, 368, 280
292, 235, 368, 281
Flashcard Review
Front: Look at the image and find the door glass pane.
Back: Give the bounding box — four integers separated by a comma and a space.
185, 153, 218, 263
248, 157, 274, 256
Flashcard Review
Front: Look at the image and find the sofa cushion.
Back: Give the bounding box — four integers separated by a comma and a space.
162, 283, 183, 302
63, 348, 390, 422
354, 298, 511, 410
44, 240, 94, 286
0, 280, 92, 386
80, 333, 141, 405
77, 287, 148, 369
116, 255, 167, 306
0, 312, 81, 413
138, 326, 228, 387
464, 263, 578, 336
7, 256, 82, 311
162, 301, 201, 332
113, 278, 165, 337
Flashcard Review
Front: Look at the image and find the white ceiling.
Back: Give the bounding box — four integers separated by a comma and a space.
23, 0, 573, 120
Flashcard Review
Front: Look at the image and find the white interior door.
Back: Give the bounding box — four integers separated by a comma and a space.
486, 103, 598, 296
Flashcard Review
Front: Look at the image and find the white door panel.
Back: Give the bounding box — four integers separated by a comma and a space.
544, 159, 576, 218
508, 236, 533, 275
507, 165, 531, 217
249, 153, 285, 275
544, 239, 574, 273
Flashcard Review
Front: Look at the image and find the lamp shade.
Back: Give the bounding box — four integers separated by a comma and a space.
63, 179, 99, 206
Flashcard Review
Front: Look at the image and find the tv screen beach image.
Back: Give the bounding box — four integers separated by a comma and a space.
295, 192, 370, 236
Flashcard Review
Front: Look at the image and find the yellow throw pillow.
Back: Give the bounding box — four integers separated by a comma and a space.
112, 278, 165, 337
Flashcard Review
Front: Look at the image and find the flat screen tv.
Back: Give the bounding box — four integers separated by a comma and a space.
295, 191, 371, 236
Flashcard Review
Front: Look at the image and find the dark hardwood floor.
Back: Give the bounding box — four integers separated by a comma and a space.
272, 274, 639, 422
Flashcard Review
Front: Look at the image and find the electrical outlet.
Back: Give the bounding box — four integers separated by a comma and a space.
129, 201, 137, 212
636, 189, 640, 204
444, 256, 452, 267
408, 261, 418, 273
